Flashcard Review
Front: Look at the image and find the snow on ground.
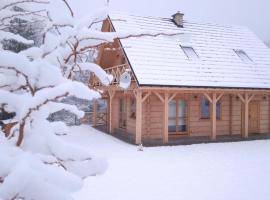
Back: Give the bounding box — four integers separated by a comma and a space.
66, 125, 270, 200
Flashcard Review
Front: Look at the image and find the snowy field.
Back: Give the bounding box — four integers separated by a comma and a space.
66, 125, 270, 200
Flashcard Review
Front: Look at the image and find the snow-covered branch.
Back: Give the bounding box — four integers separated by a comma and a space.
0, 65, 35, 95
0, 0, 49, 11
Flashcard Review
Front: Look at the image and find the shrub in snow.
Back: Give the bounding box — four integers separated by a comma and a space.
0, 1, 114, 199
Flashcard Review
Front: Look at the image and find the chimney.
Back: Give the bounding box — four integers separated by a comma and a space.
172, 11, 184, 27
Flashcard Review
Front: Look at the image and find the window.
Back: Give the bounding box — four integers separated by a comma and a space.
200, 99, 221, 119
130, 97, 136, 119
119, 98, 127, 129
234, 49, 253, 63
181, 46, 199, 60
168, 99, 187, 133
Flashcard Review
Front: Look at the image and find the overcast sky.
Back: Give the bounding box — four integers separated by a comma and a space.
67, 0, 270, 43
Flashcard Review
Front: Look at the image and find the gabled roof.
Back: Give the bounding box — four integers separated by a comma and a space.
109, 12, 270, 89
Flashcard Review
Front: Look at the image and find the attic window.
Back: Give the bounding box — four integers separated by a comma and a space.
181, 46, 199, 60
234, 49, 253, 63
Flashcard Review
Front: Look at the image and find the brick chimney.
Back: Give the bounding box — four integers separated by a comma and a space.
172, 11, 184, 27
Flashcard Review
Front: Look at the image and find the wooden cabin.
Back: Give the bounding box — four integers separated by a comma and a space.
89, 12, 270, 146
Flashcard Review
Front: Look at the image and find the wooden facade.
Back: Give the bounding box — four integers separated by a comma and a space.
89, 18, 270, 146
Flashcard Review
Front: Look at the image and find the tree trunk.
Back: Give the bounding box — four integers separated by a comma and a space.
17, 122, 25, 146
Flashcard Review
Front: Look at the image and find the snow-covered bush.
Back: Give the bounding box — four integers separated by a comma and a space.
0, 1, 114, 199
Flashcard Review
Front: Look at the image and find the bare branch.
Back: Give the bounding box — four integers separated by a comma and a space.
88, 19, 126, 29
61, 0, 74, 18
64, 32, 182, 64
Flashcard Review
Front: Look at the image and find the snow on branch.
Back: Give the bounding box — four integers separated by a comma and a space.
0, 0, 49, 11
0, 31, 34, 45
0, 9, 47, 24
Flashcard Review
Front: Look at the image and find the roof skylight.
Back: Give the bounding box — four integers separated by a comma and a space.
181, 46, 199, 60
234, 49, 253, 63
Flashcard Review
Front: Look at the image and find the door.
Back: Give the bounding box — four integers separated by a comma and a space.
249, 101, 259, 133
168, 99, 187, 134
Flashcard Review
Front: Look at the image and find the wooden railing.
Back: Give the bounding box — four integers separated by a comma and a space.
90, 64, 133, 87
82, 112, 107, 126
96, 112, 107, 125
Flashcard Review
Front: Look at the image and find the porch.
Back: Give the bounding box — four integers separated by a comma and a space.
91, 88, 270, 146
90, 64, 270, 146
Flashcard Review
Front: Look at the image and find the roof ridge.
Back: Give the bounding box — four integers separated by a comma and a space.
109, 10, 248, 30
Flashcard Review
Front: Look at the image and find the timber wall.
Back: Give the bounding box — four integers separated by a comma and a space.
110, 92, 270, 141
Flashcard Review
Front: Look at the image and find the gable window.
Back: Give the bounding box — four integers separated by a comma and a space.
200, 99, 221, 119
234, 49, 253, 63
181, 46, 199, 60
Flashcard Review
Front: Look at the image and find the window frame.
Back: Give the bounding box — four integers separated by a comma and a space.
200, 98, 222, 120
180, 45, 199, 60
130, 96, 136, 119
234, 49, 253, 63
119, 97, 127, 129
168, 98, 188, 135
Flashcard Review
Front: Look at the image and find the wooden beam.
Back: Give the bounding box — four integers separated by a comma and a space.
229, 94, 233, 135
140, 87, 270, 94
108, 90, 115, 134
248, 94, 255, 103
211, 93, 217, 140
163, 92, 169, 143
217, 93, 224, 102
243, 93, 249, 138
237, 93, 245, 103
142, 92, 151, 103
169, 93, 177, 102
135, 90, 142, 144
203, 93, 213, 103
154, 91, 164, 103
269, 95, 270, 134
93, 99, 98, 127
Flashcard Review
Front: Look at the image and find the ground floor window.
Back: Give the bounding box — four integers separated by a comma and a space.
168, 99, 187, 134
130, 97, 136, 119
200, 99, 221, 119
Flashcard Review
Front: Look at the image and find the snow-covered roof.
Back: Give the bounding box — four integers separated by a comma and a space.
109, 12, 270, 89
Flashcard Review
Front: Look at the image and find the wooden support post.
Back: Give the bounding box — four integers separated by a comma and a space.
163, 92, 169, 143
93, 99, 98, 127
229, 94, 233, 135
108, 90, 115, 134
237, 93, 254, 138
135, 90, 142, 144
269, 95, 270, 133
244, 93, 249, 138
211, 93, 217, 140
